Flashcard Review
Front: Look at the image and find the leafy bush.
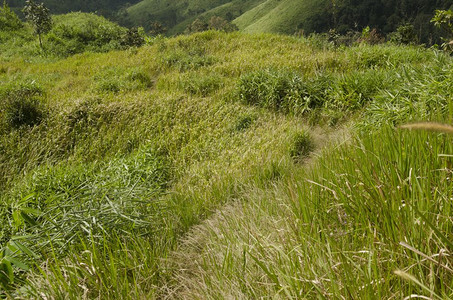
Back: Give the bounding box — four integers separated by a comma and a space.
388, 23, 419, 45
0, 82, 45, 129
359, 26, 385, 45
237, 69, 331, 114
45, 12, 129, 56
0, 2, 22, 31
120, 27, 145, 48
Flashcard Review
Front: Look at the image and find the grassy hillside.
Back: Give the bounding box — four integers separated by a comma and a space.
126, 0, 327, 35
234, 0, 329, 33
1, 25, 453, 299
126, 0, 450, 44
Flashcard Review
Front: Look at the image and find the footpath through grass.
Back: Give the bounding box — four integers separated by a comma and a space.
0, 31, 452, 298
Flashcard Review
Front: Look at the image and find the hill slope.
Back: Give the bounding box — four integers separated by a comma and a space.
234, 0, 329, 33
126, 0, 328, 34
1, 28, 453, 298
126, 0, 452, 43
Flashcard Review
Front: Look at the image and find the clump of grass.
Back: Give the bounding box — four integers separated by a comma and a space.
0, 82, 45, 129
160, 48, 216, 72
289, 131, 314, 161
179, 72, 222, 96
329, 69, 393, 110
237, 69, 331, 114
94, 67, 153, 93
232, 114, 256, 132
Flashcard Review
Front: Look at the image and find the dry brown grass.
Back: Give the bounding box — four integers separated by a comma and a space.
399, 122, 453, 134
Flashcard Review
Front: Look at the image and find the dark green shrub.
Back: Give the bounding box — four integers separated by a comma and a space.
120, 27, 145, 48
233, 114, 256, 132
0, 82, 45, 129
46, 12, 127, 56
208, 16, 238, 32
289, 131, 314, 161
0, 1, 22, 31
388, 23, 419, 45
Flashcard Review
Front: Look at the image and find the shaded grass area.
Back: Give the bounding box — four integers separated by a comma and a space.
0, 31, 452, 297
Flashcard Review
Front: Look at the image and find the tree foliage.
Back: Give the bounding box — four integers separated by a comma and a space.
7, 0, 141, 18
22, 0, 52, 48
185, 16, 238, 34
0, 0, 22, 31
328, 0, 453, 44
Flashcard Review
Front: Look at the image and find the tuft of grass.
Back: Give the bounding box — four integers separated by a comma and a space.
289, 131, 314, 161
237, 69, 331, 114
0, 82, 45, 130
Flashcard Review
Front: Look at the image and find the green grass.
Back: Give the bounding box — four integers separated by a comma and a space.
234, 0, 329, 34
1, 30, 453, 298
168, 127, 453, 298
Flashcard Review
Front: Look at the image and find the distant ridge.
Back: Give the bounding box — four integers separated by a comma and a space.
126, 0, 330, 35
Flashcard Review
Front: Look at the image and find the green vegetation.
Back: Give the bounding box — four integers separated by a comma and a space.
6, 0, 140, 19
124, 0, 452, 44
1, 4, 453, 298
0, 0, 22, 30
0, 9, 143, 59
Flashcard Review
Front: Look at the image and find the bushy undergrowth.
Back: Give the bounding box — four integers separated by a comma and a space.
46, 13, 137, 56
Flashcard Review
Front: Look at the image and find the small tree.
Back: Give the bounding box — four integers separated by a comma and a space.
23, 0, 52, 49
208, 16, 238, 32
149, 21, 166, 36
120, 27, 145, 48
389, 23, 419, 45
185, 18, 208, 34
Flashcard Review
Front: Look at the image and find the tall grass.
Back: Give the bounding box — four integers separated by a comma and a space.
1, 31, 452, 297
169, 127, 453, 298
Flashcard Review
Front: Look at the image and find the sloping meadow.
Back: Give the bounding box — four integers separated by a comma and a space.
0, 31, 452, 297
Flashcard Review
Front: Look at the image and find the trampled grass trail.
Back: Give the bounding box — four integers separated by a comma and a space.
2, 30, 453, 298
160, 126, 351, 299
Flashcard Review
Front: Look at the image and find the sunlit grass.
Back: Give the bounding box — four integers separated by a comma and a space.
1, 31, 453, 298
